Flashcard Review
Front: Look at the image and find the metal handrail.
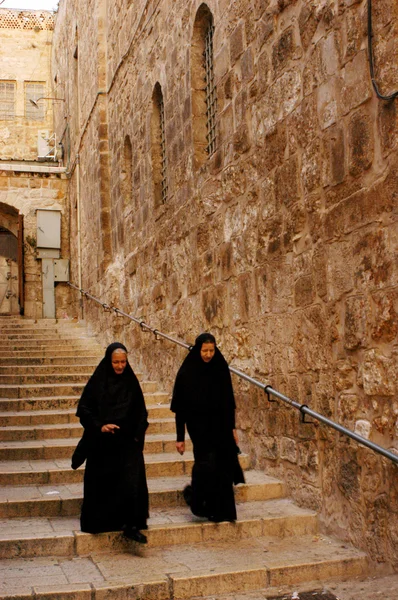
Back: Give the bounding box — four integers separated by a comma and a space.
67, 281, 398, 466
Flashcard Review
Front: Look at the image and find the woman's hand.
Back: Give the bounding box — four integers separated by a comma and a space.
101, 423, 120, 434
233, 429, 239, 445
176, 441, 185, 455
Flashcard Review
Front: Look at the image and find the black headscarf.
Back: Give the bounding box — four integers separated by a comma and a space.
170, 333, 236, 422
76, 342, 147, 436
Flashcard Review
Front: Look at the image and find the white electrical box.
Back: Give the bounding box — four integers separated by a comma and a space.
37, 130, 50, 159
54, 259, 69, 282
36, 210, 61, 249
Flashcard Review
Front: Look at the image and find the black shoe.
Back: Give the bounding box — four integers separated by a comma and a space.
183, 485, 192, 506
123, 526, 147, 544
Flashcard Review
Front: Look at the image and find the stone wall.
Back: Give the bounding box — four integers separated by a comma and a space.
52, 0, 398, 567
0, 170, 70, 318
0, 9, 55, 161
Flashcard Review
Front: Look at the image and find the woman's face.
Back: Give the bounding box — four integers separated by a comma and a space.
200, 342, 215, 363
111, 350, 127, 374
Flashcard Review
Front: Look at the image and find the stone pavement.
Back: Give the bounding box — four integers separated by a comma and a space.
0, 317, 395, 600
194, 572, 398, 600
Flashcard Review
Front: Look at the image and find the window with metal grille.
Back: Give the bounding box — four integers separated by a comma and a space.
191, 4, 217, 169
25, 82, 46, 120
122, 135, 133, 209
151, 83, 168, 207
204, 21, 217, 156
0, 81, 16, 120
159, 96, 168, 203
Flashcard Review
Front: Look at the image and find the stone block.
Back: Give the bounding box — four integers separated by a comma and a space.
354, 419, 371, 439
288, 93, 318, 150
257, 49, 270, 95
172, 568, 267, 600
237, 272, 253, 322
326, 241, 354, 301
230, 22, 245, 65
272, 27, 297, 78
219, 103, 234, 146
275, 154, 300, 208
361, 349, 395, 396
217, 238, 233, 277
215, 44, 230, 82
221, 164, 247, 202
294, 275, 314, 308
324, 185, 392, 241
241, 47, 254, 81
338, 393, 359, 423
341, 51, 372, 115
344, 295, 367, 350
371, 289, 398, 343
320, 31, 340, 78
301, 137, 322, 193
202, 284, 225, 327
95, 582, 169, 600
276, 69, 302, 121
260, 121, 287, 171
317, 78, 340, 130
299, 2, 322, 52
257, 18, 274, 52
280, 437, 297, 463
324, 124, 345, 186
378, 100, 398, 157
33, 584, 92, 600
234, 88, 248, 128
344, 5, 364, 61
312, 247, 327, 299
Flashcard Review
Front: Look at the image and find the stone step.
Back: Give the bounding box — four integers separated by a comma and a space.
0, 337, 101, 346
0, 533, 367, 600
0, 471, 281, 518
0, 350, 103, 359
0, 369, 147, 382
0, 364, 99, 375
0, 450, 206, 485
0, 356, 103, 366
0, 374, 95, 385
0, 380, 159, 398
0, 498, 318, 559
0, 417, 176, 441
0, 453, 249, 486
0, 390, 169, 411
0, 319, 84, 327
0, 402, 171, 425
0, 432, 187, 461
0, 338, 104, 356
1, 332, 99, 340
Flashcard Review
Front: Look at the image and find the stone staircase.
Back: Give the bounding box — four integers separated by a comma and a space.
0, 317, 369, 600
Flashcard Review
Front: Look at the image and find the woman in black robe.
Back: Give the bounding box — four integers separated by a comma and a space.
75, 342, 149, 543
171, 333, 244, 522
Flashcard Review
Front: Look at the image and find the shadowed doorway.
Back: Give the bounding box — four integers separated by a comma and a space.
0, 204, 24, 315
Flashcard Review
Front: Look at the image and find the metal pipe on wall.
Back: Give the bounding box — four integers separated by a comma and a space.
75, 154, 83, 319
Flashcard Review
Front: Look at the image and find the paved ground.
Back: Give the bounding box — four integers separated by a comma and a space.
196, 572, 398, 600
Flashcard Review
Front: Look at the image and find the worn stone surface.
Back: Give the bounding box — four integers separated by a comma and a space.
49, 0, 398, 570
0, 8, 69, 319
0, 9, 55, 160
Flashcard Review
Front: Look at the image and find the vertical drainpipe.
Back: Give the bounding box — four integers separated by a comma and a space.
76, 153, 83, 319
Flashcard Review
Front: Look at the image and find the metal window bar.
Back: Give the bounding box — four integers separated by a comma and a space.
67, 281, 398, 467
0, 81, 15, 120
25, 82, 46, 120
160, 95, 168, 203
204, 22, 217, 156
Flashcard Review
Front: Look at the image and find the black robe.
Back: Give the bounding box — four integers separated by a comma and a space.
171, 334, 244, 522
75, 342, 149, 533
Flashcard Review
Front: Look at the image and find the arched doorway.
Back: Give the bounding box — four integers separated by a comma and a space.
0, 204, 23, 315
